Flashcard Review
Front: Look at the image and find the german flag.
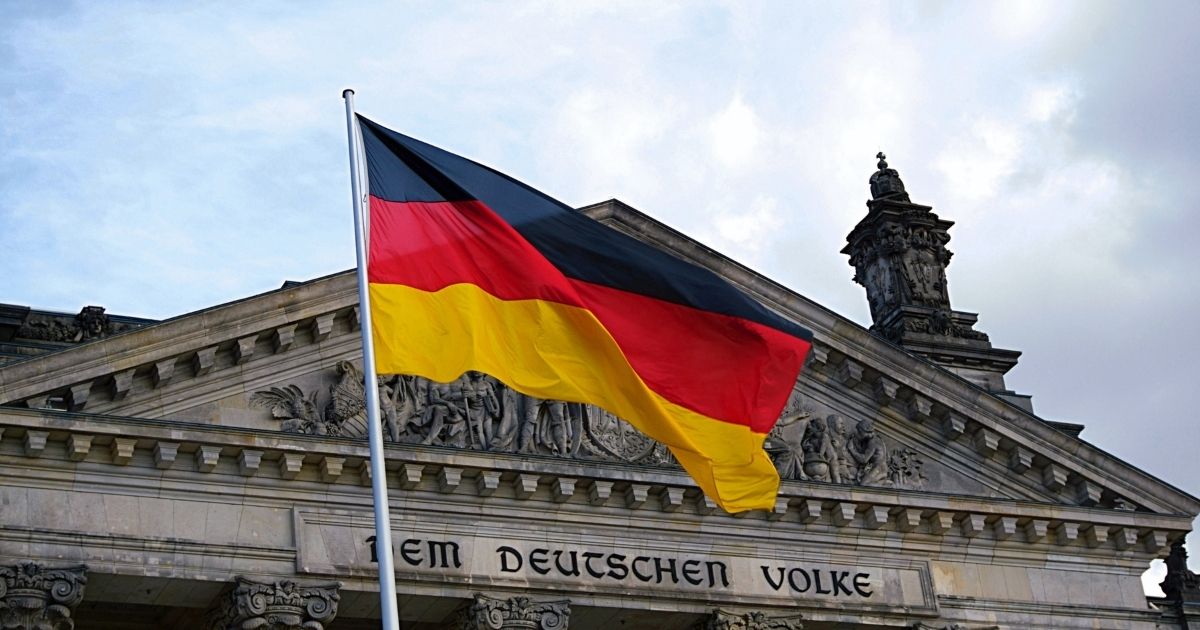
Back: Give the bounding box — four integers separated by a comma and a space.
358, 116, 813, 512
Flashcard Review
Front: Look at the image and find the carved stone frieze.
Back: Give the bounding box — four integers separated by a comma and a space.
16, 306, 136, 343
0, 562, 88, 630
254, 364, 945, 491
254, 367, 676, 467
460, 593, 569, 630
206, 576, 340, 630
765, 411, 926, 490
700, 609, 803, 630
907, 619, 1003, 624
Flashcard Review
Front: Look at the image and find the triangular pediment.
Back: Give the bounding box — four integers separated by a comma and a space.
1, 201, 1196, 521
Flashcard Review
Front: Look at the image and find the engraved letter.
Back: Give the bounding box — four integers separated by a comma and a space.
813, 569, 831, 595
831, 570, 852, 596
606, 554, 629, 580
761, 566, 785, 591
553, 550, 580, 577
631, 556, 654, 582
496, 546, 523, 573
681, 559, 703, 586
706, 561, 730, 588
853, 572, 873, 597
787, 568, 812, 593
427, 540, 462, 569
583, 552, 605, 579
654, 557, 678, 584
400, 539, 423, 567
529, 548, 551, 575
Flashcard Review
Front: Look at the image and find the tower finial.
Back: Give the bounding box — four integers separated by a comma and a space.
869, 151, 908, 201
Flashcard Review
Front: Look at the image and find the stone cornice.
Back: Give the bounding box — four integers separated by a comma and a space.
1, 199, 1195, 531
0, 272, 358, 407
580, 199, 1200, 518
0, 407, 1188, 567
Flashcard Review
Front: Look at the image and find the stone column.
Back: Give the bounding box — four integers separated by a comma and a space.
205, 576, 341, 630
0, 561, 88, 630
460, 593, 570, 630
700, 609, 803, 630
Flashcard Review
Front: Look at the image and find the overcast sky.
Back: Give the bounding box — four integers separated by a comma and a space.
2, 0, 1197, 593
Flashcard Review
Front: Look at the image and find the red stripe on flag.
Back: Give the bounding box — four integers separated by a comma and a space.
367, 196, 807, 428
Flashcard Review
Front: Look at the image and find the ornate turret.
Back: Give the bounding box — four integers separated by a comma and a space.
843, 154, 1028, 407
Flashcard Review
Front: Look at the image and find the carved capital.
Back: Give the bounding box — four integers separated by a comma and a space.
461, 593, 570, 630
701, 609, 803, 630
206, 576, 341, 630
0, 562, 88, 630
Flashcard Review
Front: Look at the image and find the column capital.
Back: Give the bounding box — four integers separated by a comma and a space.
0, 561, 88, 630
206, 576, 341, 630
701, 609, 804, 630
461, 593, 570, 630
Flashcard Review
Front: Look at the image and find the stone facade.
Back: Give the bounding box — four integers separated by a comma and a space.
0, 180, 1196, 629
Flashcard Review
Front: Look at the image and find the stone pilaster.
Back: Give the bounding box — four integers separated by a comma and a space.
205, 576, 341, 630
461, 593, 570, 630
0, 561, 88, 630
700, 609, 803, 630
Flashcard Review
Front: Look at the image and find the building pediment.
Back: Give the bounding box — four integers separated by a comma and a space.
0, 201, 1196, 527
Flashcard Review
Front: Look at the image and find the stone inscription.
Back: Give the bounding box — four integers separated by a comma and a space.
384, 536, 879, 600
294, 510, 937, 613
494, 545, 734, 590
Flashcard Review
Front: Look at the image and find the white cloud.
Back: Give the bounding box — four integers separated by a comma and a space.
935, 118, 1023, 201
1026, 83, 1079, 123
710, 195, 783, 254
709, 92, 762, 168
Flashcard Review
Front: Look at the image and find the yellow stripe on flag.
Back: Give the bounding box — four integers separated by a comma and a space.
369, 281, 780, 512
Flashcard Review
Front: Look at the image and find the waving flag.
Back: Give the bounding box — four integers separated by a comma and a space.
357, 115, 813, 512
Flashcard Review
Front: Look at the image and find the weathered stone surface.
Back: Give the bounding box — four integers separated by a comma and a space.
461, 593, 569, 630
205, 576, 341, 630
700, 609, 803, 630
0, 562, 87, 630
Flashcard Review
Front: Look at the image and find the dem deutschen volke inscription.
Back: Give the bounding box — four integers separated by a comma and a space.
295, 509, 936, 613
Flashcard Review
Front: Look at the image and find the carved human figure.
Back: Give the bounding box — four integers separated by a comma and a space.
766, 424, 804, 481
463, 372, 501, 449
489, 385, 523, 452
422, 377, 469, 447
847, 419, 889, 485
378, 376, 401, 442
74, 305, 109, 341
799, 418, 836, 482
379, 374, 422, 442
540, 400, 571, 455
824, 414, 852, 484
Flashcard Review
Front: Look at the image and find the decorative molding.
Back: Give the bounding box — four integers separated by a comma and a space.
110, 368, 135, 401
701, 608, 803, 630
193, 346, 217, 376
66, 434, 92, 462
206, 576, 340, 630
110, 437, 136, 465
152, 358, 175, 389
0, 561, 88, 630
24, 430, 48, 457
460, 593, 569, 630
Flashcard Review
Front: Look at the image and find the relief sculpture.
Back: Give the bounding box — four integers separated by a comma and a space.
253, 365, 922, 487
766, 411, 926, 490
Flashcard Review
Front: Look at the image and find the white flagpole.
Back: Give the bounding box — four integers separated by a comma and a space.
342, 88, 402, 630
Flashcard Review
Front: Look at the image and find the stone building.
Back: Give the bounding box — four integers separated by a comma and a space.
1, 158, 1197, 629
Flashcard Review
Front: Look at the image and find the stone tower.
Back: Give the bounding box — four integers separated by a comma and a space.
842, 153, 1029, 409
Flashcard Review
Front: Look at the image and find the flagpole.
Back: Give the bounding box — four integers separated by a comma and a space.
342, 88, 402, 630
